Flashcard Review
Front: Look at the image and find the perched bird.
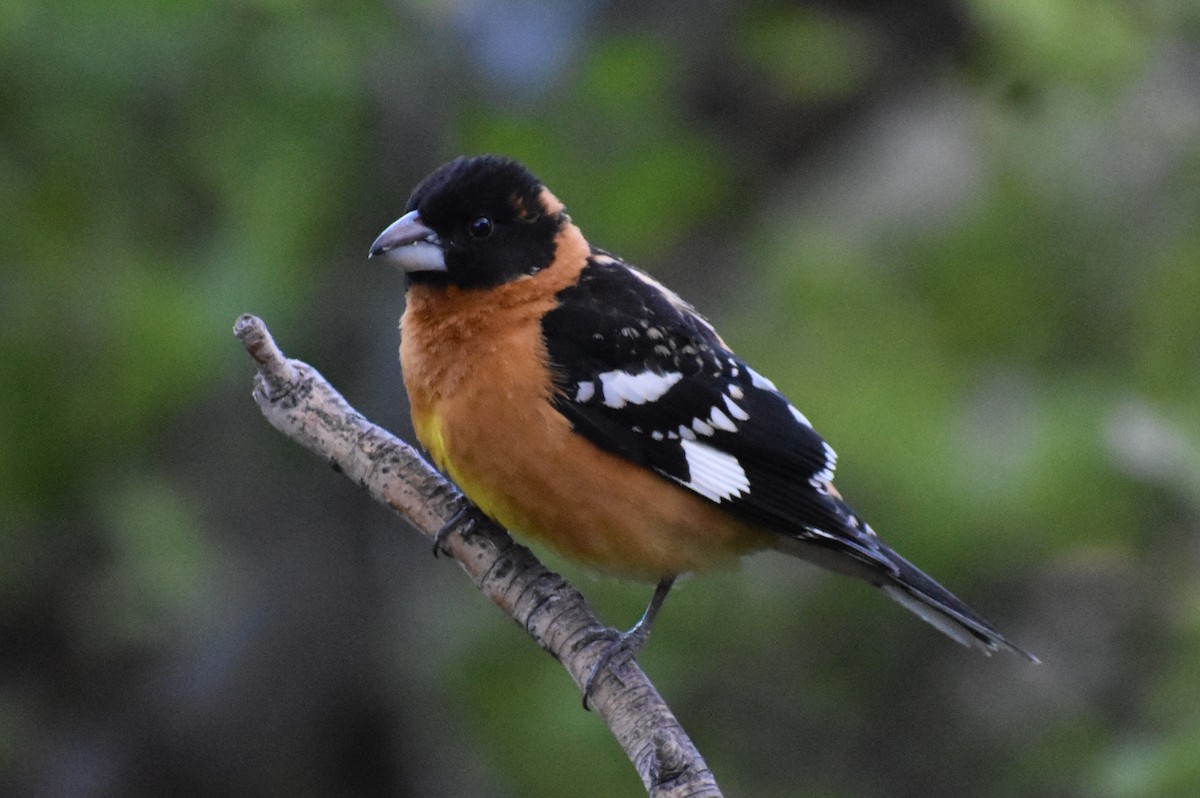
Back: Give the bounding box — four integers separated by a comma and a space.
369, 155, 1036, 698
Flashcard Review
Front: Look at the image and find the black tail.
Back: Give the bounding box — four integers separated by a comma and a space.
876, 544, 1038, 662
773, 487, 1038, 661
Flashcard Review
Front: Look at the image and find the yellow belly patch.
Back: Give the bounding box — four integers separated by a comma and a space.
412, 408, 447, 472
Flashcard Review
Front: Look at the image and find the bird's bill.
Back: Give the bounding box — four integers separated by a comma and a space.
368, 210, 447, 273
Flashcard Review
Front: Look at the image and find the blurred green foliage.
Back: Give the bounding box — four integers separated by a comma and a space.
463, 32, 732, 258
3, 1, 1200, 797
738, 6, 879, 102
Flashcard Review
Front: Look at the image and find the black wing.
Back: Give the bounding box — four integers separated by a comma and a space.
542, 252, 879, 563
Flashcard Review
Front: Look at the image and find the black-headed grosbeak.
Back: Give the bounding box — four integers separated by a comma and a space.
370, 155, 1036, 694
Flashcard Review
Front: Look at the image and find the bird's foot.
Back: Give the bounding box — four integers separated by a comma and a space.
433, 503, 477, 557
581, 576, 675, 710
582, 624, 653, 711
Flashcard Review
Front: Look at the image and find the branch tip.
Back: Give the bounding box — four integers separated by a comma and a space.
234, 313, 298, 394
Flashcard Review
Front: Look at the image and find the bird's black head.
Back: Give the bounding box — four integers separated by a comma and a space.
369, 155, 567, 290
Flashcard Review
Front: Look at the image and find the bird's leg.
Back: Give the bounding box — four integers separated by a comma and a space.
583, 576, 676, 709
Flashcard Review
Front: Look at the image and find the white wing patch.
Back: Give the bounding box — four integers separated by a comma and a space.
723, 394, 749, 421
597, 369, 683, 409
707, 406, 735, 433
575, 381, 595, 402
747, 367, 777, 391
810, 442, 838, 486
788, 404, 812, 428
678, 439, 750, 502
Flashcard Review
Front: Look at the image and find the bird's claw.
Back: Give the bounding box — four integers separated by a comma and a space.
433, 503, 476, 557
581, 626, 650, 711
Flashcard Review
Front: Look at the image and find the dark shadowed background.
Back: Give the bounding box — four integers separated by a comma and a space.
4, 1, 1200, 796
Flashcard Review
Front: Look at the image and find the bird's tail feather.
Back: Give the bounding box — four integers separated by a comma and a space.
876, 545, 1038, 662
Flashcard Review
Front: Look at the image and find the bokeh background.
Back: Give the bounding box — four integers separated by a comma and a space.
5, 1, 1200, 796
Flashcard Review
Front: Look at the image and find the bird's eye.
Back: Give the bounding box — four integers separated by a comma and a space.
468, 216, 494, 239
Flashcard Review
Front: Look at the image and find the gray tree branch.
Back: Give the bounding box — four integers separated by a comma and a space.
233, 313, 723, 798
